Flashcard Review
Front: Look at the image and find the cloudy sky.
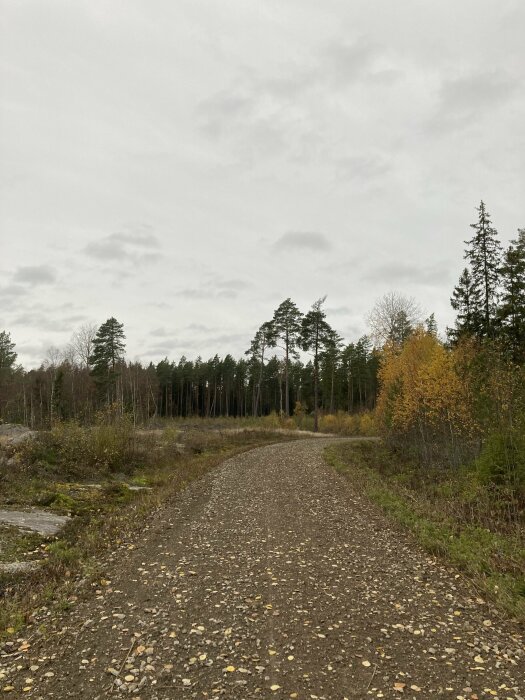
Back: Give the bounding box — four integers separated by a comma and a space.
1, 0, 524, 368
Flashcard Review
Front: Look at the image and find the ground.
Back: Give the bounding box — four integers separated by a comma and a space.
0, 439, 524, 699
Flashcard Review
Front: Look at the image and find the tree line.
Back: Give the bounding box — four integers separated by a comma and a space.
0, 300, 378, 429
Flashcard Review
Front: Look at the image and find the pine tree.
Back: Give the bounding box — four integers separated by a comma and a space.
0, 331, 17, 371
464, 201, 502, 338
245, 321, 276, 417
89, 317, 126, 405
449, 268, 482, 342
301, 297, 334, 432
498, 228, 525, 360
272, 298, 303, 416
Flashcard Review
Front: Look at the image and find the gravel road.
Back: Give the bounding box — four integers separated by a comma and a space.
1, 439, 524, 699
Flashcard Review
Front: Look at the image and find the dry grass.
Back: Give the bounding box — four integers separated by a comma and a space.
0, 421, 299, 638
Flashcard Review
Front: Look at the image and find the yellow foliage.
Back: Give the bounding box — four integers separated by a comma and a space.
376, 329, 476, 452
318, 411, 377, 436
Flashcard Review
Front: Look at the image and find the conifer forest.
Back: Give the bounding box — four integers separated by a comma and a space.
1, 202, 524, 492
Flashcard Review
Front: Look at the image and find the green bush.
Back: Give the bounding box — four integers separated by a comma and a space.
476, 428, 525, 496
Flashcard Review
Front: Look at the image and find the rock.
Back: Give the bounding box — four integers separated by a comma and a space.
0, 509, 71, 536
0, 561, 41, 574
0, 424, 38, 446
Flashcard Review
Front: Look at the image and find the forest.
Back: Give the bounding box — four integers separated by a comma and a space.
0, 202, 524, 481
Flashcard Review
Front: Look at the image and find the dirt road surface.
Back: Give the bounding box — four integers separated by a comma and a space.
1, 439, 524, 699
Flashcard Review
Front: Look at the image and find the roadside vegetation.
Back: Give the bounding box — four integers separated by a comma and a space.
0, 418, 302, 639
326, 440, 525, 621
0, 199, 524, 630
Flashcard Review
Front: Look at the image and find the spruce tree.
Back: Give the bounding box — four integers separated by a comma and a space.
425, 313, 438, 336
449, 268, 482, 342
498, 228, 525, 360
272, 298, 303, 415
464, 201, 502, 338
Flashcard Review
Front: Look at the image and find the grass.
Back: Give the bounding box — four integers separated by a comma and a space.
142, 410, 378, 436
0, 422, 302, 639
325, 440, 525, 621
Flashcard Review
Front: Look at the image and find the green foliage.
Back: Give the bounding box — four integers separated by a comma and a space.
464, 200, 502, 338
301, 297, 335, 431
498, 229, 525, 360
476, 428, 525, 495
0, 330, 17, 371
89, 317, 126, 403
449, 268, 481, 342
45, 541, 82, 567
327, 441, 525, 620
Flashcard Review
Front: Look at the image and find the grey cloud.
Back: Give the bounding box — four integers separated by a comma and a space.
217, 289, 237, 299
322, 37, 377, 85
198, 90, 254, 139
334, 154, 391, 182
184, 323, 218, 333
198, 38, 388, 164
216, 279, 251, 291
0, 283, 29, 299
145, 343, 177, 357
176, 286, 239, 300
111, 230, 160, 248
176, 288, 214, 300
362, 260, 454, 287
274, 232, 332, 252
429, 70, 517, 133
13, 265, 56, 285
326, 305, 353, 316
206, 332, 248, 347
10, 312, 82, 333
151, 327, 169, 337
85, 231, 161, 262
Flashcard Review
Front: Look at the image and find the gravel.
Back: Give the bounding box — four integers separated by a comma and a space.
1, 438, 523, 699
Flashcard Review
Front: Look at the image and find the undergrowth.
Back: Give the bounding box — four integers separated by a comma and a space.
0, 424, 298, 639
325, 440, 525, 622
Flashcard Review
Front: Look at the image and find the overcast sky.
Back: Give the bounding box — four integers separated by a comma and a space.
1, 0, 524, 368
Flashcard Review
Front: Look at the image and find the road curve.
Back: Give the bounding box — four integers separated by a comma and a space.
1, 438, 524, 699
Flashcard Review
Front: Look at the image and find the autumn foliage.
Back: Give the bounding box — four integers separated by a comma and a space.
375, 326, 525, 518
376, 329, 476, 464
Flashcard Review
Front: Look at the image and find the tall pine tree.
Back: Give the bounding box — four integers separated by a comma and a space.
301, 297, 334, 432
272, 298, 303, 416
0, 331, 17, 372
89, 317, 126, 406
